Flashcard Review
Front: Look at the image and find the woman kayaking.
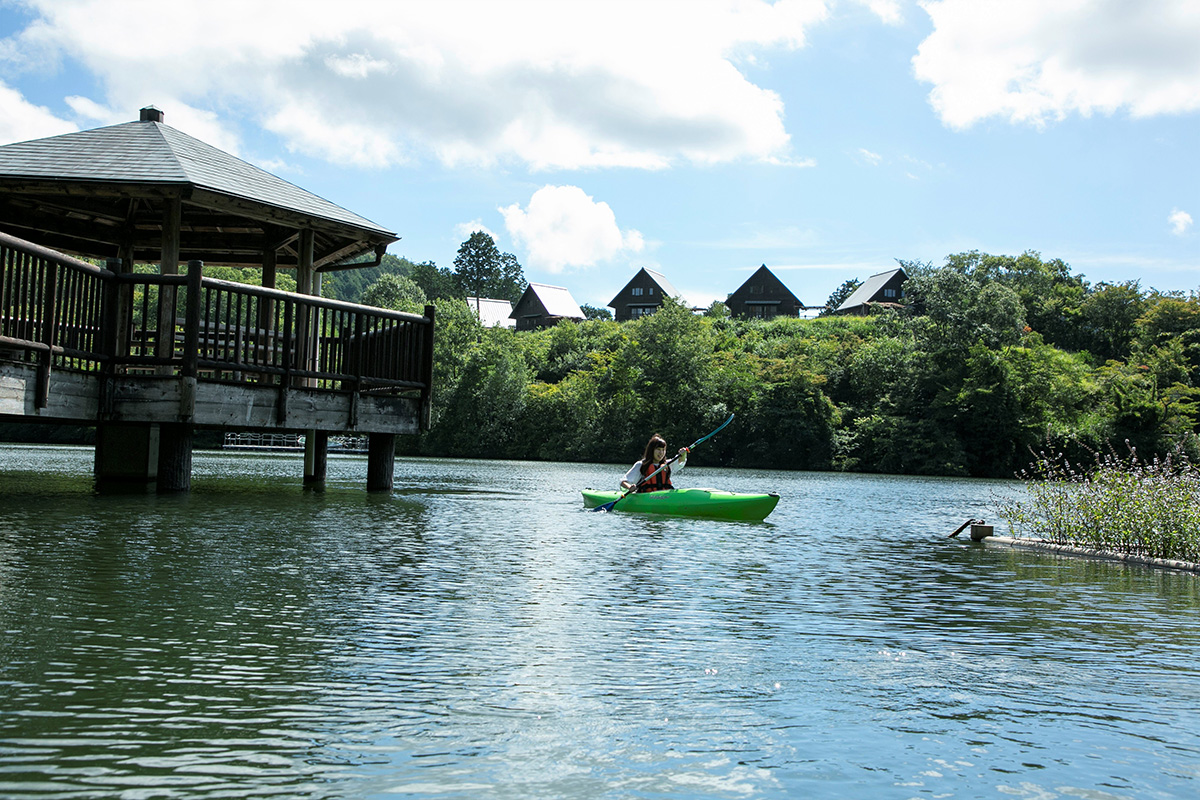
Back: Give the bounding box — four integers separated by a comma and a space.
620, 434, 688, 493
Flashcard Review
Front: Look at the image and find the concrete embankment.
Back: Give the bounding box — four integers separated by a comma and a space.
980, 535, 1200, 574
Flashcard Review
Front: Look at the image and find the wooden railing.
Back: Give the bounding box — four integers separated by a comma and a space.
0, 230, 435, 419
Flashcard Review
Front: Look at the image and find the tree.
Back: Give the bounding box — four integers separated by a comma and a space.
410, 260, 459, 301
821, 279, 861, 316
1077, 281, 1145, 361
704, 301, 730, 318
361, 274, 426, 313
453, 231, 527, 304
580, 304, 613, 321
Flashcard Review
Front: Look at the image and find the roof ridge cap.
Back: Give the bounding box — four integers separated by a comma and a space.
146, 121, 191, 180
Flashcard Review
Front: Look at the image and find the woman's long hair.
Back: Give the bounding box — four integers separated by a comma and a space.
640, 434, 668, 476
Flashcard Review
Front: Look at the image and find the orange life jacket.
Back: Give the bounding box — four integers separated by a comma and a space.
638, 460, 673, 492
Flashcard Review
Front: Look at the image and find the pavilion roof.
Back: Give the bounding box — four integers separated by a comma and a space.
0, 108, 397, 269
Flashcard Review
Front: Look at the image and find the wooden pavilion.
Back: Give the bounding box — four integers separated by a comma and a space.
0, 107, 434, 493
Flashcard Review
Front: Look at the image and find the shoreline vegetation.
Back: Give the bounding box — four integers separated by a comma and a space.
358, 249, 1200, 480
997, 443, 1200, 564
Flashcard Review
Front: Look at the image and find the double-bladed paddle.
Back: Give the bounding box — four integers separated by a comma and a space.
592, 413, 735, 513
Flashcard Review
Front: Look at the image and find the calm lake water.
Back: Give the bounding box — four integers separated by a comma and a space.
1, 444, 1198, 799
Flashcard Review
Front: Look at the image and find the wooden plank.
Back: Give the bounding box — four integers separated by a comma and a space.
0, 364, 100, 420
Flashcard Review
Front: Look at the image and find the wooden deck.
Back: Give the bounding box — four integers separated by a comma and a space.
0, 230, 435, 490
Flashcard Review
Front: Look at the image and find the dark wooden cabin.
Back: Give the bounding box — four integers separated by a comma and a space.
608, 267, 678, 321
509, 283, 584, 330
836, 268, 908, 314
726, 264, 803, 319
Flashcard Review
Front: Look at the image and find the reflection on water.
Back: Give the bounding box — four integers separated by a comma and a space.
1, 444, 1198, 798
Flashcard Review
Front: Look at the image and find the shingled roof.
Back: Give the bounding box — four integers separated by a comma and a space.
0, 107, 396, 269
836, 267, 908, 313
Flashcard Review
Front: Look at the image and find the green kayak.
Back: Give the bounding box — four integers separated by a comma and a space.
581, 487, 780, 521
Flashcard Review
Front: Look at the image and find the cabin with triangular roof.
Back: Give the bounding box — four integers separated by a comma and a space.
466, 297, 516, 328
608, 267, 679, 321
726, 264, 803, 319
509, 283, 584, 330
836, 268, 908, 314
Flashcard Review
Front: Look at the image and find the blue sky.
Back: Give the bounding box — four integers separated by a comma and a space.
1, 0, 1197, 311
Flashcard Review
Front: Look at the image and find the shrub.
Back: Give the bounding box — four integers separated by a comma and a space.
998, 439, 1200, 562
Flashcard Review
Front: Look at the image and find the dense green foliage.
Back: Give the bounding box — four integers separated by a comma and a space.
397, 250, 1200, 477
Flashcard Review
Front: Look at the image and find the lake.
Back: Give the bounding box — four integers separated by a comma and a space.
1, 445, 1198, 799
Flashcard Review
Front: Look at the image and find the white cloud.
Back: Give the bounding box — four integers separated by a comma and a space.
454, 220, 499, 243
0, 0, 832, 169
1169, 208, 1193, 236
914, 0, 1200, 128
857, 147, 883, 165
501, 185, 644, 273
856, 0, 903, 26
324, 53, 392, 80
0, 81, 76, 143
763, 155, 818, 168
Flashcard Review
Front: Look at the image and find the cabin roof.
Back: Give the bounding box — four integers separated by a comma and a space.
836, 267, 906, 312
644, 268, 679, 299
608, 267, 680, 307
730, 264, 801, 304
466, 297, 516, 328
512, 283, 584, 319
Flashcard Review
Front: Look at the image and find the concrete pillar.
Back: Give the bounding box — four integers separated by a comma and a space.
367, 433, 396, 492
156, 423, 193, 493
94, 422, 159, 492
304, 430, 328, 489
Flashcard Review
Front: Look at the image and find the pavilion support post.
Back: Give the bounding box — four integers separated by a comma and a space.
304, 430, 329, 489
295, 230, 321, 462
156, 197, 182, 369
294, 229, 315, 390
259, 243, 277, 333
108, 253, 132, 365
157, 423, 193, 494
296, 228, 315, 295
367, 433, 396, 492
94, 422, 159, 493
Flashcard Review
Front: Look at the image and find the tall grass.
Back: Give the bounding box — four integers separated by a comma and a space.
998, 440, 1200, 563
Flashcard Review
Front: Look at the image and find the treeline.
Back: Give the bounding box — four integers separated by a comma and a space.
368, 250, 1199, 477
323, 231, 527, 307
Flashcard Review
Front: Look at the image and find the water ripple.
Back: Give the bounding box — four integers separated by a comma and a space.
1, 449, 1198, 798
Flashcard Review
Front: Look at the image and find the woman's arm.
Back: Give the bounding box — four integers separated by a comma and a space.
621, 461, 643, 491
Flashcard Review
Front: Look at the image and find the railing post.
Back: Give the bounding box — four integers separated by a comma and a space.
34, 253, 58, 408
182, 260, 202, 379
97, 258, 122, 436
101, 258, 122, 366
349, 311, 365, 427
420, 304, 436, 430
277, 298, 294, 424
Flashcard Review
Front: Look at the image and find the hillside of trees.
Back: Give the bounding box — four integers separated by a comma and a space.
355, 248, 1199, 478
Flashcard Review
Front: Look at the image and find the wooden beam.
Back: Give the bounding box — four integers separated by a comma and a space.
187, 187, 395, 243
